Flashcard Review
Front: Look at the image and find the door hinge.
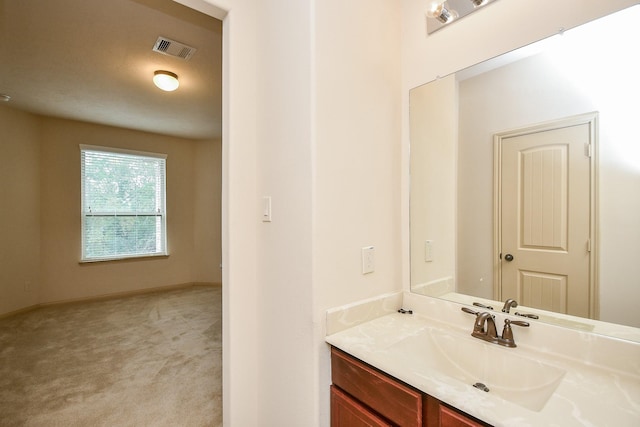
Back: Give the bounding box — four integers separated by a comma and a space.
587, 239, 591, 252
585, 144, 592, 158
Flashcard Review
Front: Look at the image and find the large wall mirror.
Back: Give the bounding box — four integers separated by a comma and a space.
409, 5, 640, 342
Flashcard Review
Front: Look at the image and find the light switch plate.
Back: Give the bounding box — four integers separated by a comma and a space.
425, 240, 434, 262
262, 196, 272, 222
362, 246, 375, 274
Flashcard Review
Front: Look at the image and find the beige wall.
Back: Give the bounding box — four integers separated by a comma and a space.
179, 1, 403, 425
315, 2, 402, 425
0, 110, 220, 314
0, 106, 41, 314
194, 138, 222, 283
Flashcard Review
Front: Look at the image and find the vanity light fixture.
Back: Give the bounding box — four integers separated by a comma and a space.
153, 70, 179, 92
426, 0, 498, 34
426, 0, 457, 24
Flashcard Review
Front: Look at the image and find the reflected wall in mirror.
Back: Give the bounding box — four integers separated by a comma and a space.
409, 5, 640, 340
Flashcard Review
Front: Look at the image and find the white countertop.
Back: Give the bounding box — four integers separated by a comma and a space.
326, 292, 640, 427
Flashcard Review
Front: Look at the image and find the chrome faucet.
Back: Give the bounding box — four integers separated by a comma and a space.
501, 299, 518, 313
462, 307, 530, 347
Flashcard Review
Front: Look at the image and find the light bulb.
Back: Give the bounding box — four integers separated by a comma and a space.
426, 0, 446, 16
426, 1, 457, 24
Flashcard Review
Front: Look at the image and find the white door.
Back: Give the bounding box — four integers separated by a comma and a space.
497, 116, 595, 318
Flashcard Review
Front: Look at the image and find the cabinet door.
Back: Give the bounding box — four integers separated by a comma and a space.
439, 406, 486, 427
331, 347, 422, 426
331, 385, 392, 427
425, 395, 489, 427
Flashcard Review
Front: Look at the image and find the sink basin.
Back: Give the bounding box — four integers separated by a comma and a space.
387, 327, 566, 412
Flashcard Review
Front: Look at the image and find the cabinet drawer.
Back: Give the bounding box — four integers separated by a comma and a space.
331, 385, 392, 427
331, 347, 422, 427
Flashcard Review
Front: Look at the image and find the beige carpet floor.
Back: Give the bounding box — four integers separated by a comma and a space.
0, 285, 222, 427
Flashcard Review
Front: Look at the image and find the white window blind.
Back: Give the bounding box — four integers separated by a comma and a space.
80, 145, 167, 262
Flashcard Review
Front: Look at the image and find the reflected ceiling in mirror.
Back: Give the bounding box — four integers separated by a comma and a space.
409, 5, 640, 342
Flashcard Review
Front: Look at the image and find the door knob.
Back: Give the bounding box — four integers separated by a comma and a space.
504, 254, 514, 262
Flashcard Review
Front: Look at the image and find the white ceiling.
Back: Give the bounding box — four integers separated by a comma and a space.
0, 0, 222, 140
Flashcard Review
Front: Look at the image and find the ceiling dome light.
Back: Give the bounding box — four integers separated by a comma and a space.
153, 70, 179, 92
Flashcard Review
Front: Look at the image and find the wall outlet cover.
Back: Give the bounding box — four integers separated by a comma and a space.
362, 246, 375, 274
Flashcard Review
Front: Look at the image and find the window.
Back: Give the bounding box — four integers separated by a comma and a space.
80, 145, 167, 262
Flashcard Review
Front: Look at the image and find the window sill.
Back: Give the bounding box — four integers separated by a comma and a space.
79, 253, 169, 265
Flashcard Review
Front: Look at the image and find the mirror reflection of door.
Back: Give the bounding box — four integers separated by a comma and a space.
496, 114, 597, 318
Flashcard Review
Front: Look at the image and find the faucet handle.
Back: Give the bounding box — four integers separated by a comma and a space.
473, 302, 494, 310
461, 307, 480, 316
501, 318, 530, 347
515, 311, 539, 319
505, 319, 530, 328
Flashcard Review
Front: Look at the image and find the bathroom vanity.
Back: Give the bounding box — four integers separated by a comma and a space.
325, 292, 640, 426
331, 346, 488, 426
328, 5, 640, 426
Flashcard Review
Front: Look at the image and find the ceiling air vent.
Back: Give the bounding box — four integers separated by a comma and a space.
152, 36, 197, 61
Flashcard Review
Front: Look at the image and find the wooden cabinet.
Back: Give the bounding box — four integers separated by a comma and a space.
331, 385, 392, 427
331, 346, 422, 426
331, 347, 491, 427
424, 396, 487, 427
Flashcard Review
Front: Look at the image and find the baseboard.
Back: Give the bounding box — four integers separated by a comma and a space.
0, 304, 40, 320
0, 282, 222, 320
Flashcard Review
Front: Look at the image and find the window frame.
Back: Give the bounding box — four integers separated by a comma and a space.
79, 144, 168, 263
